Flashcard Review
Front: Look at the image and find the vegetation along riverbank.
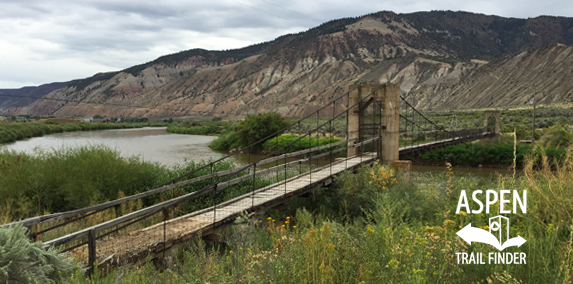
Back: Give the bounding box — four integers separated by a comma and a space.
0, 146, 240, 222
172, 112, 344, 154
0, 121, 167, 144
166, 119, 230, 136
406, 125, 571, 168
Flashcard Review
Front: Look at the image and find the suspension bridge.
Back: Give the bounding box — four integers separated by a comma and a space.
1, 83, 500, 273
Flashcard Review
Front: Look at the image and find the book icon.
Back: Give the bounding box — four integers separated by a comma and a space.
489, 215, 509, 245
457, 216, 526, 251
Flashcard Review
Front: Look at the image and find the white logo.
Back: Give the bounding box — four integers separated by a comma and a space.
456, 215, 526, 251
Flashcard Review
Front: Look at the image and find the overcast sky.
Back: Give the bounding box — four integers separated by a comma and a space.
1, 0, 572, 89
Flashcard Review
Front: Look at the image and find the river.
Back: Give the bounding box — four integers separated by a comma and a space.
0, 127, 512, 178
0, 127, 222, 167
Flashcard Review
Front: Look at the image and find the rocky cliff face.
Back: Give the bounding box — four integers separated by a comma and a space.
7, 11, 573, 117
409, 43, 573, 110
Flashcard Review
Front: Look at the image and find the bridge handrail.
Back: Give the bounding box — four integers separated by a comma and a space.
43, 87, 383, 249
1, 138, 355, 230
400, 96, 447, 131
3, 86, 364, 230
157, 85, 361, 187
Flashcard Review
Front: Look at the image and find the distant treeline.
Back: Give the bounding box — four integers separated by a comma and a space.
166, 120, 230, 136
0, 122, 166, 144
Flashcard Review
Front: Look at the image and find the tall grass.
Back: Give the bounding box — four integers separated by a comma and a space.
0, 147, 169, 221
0, 146, 248, 244
72, 146, 573, 283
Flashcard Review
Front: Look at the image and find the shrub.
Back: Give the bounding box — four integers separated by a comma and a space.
166, 121, 229, 136
234, 112, 289, 151
538, 125, 573, 148
210, 112, 289, 151
0, 223, 81, 284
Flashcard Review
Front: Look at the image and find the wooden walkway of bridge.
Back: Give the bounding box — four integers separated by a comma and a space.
67, 132, 493, 266
69, 154, 377, 266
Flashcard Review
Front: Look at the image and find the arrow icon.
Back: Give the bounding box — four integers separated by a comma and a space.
456, 223, 526, 251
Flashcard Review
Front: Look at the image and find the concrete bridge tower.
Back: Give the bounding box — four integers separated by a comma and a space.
484, 110, 501, 136
347, 83, 400, 164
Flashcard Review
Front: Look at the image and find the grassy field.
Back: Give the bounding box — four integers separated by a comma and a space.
0, 136, 572, 282
0, 145, 312, 248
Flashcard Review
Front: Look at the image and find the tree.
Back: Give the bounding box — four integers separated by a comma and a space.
234, 112, 289, 150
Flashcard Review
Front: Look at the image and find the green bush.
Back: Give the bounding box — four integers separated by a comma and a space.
166, 121, 229, 136
538, 125, 573, 148
0, 223, 81, 284
234, 112, 289, 150
209, 127, 241, 151
210, 112, 289, 151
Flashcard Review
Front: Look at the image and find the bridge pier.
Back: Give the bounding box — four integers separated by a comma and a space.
347, 83, 400, 164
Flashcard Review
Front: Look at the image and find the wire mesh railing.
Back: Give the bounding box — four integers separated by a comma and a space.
398, 96, 492, 154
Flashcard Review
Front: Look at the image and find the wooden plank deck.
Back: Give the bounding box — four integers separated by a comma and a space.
70, 154, 377, 265
66, 132, 492, 266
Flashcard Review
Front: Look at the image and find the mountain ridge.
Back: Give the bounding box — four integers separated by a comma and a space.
5, 10, 573, 117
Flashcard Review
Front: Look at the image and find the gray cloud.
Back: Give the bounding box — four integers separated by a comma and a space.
0, 0, 572, 88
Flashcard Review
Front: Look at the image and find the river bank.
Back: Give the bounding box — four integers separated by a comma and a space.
0, 145, 233, 222
0, 122, 167, 144
404, 140, 568, 168
0, 127, 220, 168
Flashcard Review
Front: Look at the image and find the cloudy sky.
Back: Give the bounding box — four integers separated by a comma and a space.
1, 0, 572, 89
